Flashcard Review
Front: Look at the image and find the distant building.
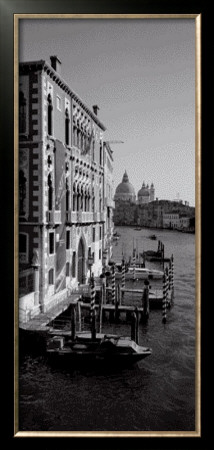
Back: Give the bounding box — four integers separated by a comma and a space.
114, 170, 136, 203
113, 198, 195, 230
19, 56, 114, 320
163, 213, 180, 229
137, 182, 155, 204
114, 171, 155, 205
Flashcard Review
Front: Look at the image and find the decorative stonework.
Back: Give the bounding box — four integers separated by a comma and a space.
19, 148, 29, 219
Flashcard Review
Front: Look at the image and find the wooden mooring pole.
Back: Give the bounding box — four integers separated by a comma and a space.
115, 284, 120, 322
109, 265, 115, 322
121, 257, 126, 298
142, 280, 150, 322
111, 264, 116, 304
133, 248, 136, 280
90, 274, 96, 340
78, 300, 82, 332
131, 307, 139, 343
168, 260, 172, 291
131, 311, 137, 342
165, 266, 169, 306
99, 284, 104, 333
135, 307, 139, 344
71, 304, 76, 340
162, 272, 167, 324
171, 254, 174, 294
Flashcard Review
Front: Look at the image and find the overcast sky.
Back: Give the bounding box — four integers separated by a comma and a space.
19, 18, 195, 206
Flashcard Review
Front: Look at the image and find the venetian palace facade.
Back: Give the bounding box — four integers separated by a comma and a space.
19, 56, 114, 319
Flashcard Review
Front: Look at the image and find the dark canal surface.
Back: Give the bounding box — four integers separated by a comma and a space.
18, 227, 196, 432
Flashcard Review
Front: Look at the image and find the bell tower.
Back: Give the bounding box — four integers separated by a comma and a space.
150, 183, 155, 202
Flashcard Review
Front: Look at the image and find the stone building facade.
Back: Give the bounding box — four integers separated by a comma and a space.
19, 56, 114, 318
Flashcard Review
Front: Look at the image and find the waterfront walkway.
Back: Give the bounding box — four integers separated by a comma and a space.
20, 293, 81, 332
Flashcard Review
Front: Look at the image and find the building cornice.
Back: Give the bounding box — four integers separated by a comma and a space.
19, 59, 106, 132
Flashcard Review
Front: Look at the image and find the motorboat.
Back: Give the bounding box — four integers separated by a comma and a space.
46, 332, 152, 367
149, 234, 157, 240
125, 266, 163, 280
115, 264, 163, 280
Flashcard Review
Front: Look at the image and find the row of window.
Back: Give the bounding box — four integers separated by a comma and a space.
48, 247, 102, 285
19, 91, 104, 164
50, 226, 103, 254
19, 168, 103, 217
48, 260, 75, 285
19, 227, 103, 262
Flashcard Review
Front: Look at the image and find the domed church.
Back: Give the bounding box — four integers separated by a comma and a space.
114, 170, 136, 203
138, 182, 155, 204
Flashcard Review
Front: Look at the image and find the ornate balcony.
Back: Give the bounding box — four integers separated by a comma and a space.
93, 212, 100, 222
100, 211, 106, 222
77, 212, 94, 223
66, 210, 106, 224
66, 211, 77, 224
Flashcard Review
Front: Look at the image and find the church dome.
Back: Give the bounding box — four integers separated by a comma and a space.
138, 183, 149, 197
114, 171, 136, 202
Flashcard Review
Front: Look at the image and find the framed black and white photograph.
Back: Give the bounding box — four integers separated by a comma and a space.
1, 0, 212, 445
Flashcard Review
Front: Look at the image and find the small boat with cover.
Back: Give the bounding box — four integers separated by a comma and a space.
46, 332, 152, 367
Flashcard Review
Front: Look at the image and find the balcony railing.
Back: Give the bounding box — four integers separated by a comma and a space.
66, 211, 107, 224
77, 212, 94, 223
46, 210, 61, 225
93, 212, 100, 222
66, 211, 77, 224
66, 211, 94, 224
100, 211, 106, 222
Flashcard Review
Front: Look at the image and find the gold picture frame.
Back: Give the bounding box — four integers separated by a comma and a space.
12, 8, 201, 439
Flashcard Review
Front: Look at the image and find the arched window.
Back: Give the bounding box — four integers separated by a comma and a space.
65, 108, 70, 146
77, 128, 81, 149
66, 262, 70, 277
84, 192, 87, 212
47, 94, 53, 136
19, 92, 27, 134
48, 174, 53, 211
99, 142, 102, 165
48, 268, 54, 285
73, 125, 77, 146
19, 169, 27, 216
92, 139, 95, 161
72, 252, 76, 278
72, 184, 77, 212
19, 233, 28, 263
92, 195, 95, 212
66, 187, 70, 212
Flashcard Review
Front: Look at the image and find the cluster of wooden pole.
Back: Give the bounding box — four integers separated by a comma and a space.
74, 252, 175, 336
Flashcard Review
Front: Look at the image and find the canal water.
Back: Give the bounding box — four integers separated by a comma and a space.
18, 227, 196, 432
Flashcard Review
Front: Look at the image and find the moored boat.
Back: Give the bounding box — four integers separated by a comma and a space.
116, 265, 164, 280
149, 234, 157, 240
46, 332, 152, 367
